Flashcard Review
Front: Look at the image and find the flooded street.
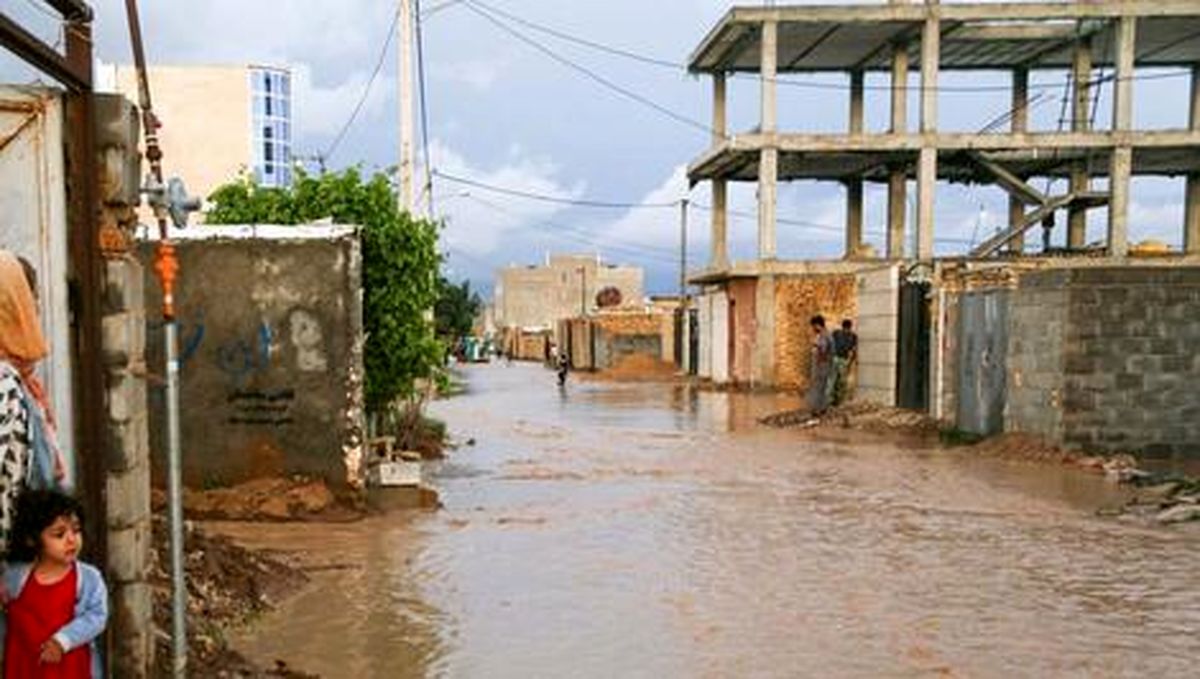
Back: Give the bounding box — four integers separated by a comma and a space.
229, 364, 1200, 678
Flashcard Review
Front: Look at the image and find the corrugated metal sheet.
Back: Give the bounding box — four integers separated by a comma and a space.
956, 290, 1011, 436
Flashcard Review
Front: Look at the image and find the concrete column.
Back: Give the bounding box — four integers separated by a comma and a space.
758, 20, 778, 260
1008, 67, 1029, 253
1108, 15, 1136, 258
1185, 65, 1200, 254
1068, 36, 1093, 248
846, 70, 865, 258
711, 73, 729, 268
711, 181, 729, 268
846, 181, 864, 259
103, 256, 154, 677
888, 41, 909, 259
712, 72, 727, 145
916, 15, 939, 261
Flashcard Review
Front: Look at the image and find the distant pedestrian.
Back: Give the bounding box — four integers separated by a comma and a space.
1, 489, 108, 678
807, 315, 834, 414
830, 319, 858, 406
0, 251, 68, 557
556, 350, 570, 387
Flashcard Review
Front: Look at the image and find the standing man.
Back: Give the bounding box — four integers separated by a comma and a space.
807, 315, 834, 415
831, 319, 858, 406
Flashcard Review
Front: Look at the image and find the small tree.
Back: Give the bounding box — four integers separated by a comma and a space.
435, 276, 483, 340
206, 169, 443, 413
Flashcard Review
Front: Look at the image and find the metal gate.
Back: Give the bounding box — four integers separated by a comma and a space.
0, 88, 76, 464
956, 290, 1010, 435
896, 281, 931, 411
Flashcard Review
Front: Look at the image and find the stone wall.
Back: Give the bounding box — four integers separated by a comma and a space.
773, 274, 858, 391
1007, 267, 1200, 458
140, 227, 365, 488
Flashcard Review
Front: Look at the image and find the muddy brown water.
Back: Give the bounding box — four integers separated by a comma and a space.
225, 363, 1200, 678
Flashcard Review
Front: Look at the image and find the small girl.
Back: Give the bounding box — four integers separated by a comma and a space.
1, 490, 107, 678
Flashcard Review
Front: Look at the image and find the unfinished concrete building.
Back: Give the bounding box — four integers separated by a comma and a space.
687, 1, 1200, 459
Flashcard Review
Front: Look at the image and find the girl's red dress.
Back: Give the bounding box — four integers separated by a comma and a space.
4, 565, 91, 678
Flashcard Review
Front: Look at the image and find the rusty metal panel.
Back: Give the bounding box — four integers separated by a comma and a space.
0, 86, 77, 478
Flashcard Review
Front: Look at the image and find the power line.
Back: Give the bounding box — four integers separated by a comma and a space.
457, 2, 1191, 94
324, 4, 401, 161
464, 194, 693, 264
462, 0, 719, 138
466, 0, 681, 70
422, 0, 464, 20
415, 0, 436, 215
434, 170, 679, 209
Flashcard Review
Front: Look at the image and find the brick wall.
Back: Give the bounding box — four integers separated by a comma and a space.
773, 274, 858, 391
1007, 267, 1200, 458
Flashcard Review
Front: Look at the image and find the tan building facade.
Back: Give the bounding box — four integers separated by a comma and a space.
97, 63, 294, 223
494, 253, 644, 330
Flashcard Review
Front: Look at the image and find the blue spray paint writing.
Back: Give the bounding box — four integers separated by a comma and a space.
215, 321, 276, 385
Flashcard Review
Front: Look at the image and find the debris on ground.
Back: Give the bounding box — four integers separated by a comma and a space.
152, 518, 316, 677
762, 401, 1200, 526
760, 401, 940, 436
1114, 475, 1200, 525
153, 477, 362, 522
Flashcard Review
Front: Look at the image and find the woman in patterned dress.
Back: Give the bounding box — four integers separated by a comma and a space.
0, 250, 66, 556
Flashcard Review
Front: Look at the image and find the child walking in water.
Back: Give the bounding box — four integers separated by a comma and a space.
1, 490, 107, 678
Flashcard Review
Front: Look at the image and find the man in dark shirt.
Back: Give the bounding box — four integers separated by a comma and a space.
830, 319, 858, 405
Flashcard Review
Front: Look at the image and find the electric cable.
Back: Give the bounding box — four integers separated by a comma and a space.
465, 194, 699, 264
462, 0, 721, 138
434, 170, 679, 209
324, 3, 401, 161
415, 0, 436, 215
457, 0, 1190, 94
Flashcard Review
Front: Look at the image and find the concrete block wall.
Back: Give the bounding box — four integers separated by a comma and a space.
1007, 267, 1200, 458
855, 265, 900, 407
773, 274, 857, 392
1005, 273, 1069, 443
102, 256, 154, 677
139, 230, 366, 488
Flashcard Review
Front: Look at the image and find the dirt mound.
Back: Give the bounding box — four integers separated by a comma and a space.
154, 477, 360, 522
152, 518, 314, 677
591, 353, 679, 382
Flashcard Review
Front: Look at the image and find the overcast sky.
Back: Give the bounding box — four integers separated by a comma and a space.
1, 1, 1192, 295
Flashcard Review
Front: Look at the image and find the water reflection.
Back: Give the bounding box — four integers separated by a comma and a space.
230, 363, 1200, 678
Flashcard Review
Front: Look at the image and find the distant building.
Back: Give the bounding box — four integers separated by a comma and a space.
96, 63, 295, 221
494, 254, 644, 330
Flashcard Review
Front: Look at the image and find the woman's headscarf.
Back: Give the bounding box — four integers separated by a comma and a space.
0, 249, 51, 414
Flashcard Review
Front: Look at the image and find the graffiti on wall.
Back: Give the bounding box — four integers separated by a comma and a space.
226, 387, 295, 426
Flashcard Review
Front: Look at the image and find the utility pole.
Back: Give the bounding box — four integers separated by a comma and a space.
679, 198, 689, 300
679, 198, 690, 372
578, 266, 587, 316
398, 0, 415, 213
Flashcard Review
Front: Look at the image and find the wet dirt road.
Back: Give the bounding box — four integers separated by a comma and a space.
229, 363, 1200, 678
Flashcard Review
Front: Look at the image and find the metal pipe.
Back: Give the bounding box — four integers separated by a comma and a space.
44, 0, 93, 21
123, 0, 187, 675
164, 320, 185, 676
